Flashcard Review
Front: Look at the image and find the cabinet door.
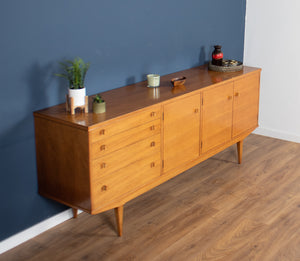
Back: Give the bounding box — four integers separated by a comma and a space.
163, 94, 200, 173
233, 73, 260, 137
202, 82, 233, 153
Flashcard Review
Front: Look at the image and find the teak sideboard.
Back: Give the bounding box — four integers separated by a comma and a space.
34, 65, 261, 236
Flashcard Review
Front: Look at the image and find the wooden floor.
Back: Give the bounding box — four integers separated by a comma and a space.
1, 134, 300, 261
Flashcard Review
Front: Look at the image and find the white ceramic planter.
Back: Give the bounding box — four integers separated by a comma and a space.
68, 87, 86, 107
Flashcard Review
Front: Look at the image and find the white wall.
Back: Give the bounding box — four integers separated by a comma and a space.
244, 0, 300, 143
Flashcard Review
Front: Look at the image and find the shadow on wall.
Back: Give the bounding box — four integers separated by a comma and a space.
125, 46, 210, 88
0, 61, 64, 148
191, 46, 209, 68
199, 46, 208, 65
0, 61, 69, 240
0, 47, 211, 149
126, 76, 136, 86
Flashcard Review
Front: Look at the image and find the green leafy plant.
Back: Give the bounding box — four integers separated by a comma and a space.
55, 57, 90, 89
93, 94, 104, 103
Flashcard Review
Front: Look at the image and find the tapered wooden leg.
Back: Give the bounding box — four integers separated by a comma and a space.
72, 208, 78, 218
237, 140, 243, 164
70, 97, 75, 115
85, 96, 89, 113
114, 206, 124, 237
66, 94, 69, 112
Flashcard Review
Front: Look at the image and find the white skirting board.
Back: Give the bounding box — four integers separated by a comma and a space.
0, 208, 82, 254
253, 127, 300, 144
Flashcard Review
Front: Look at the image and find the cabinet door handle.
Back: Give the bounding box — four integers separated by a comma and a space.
228, 96, 233, 100
150, 112, 156, 117
194, 108, 199, 113
100, 145, 106, 151
150, 125, 155, 131
99, 129, 106, 135
235, 92, 240, 97
101, 163, 106, 169
101, 185, 108, 191
150, 162, 156, 168
150, 141, 156, 147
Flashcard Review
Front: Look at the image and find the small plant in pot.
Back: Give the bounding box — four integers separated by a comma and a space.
55, 57, 90, 107
93, 94, 106, 114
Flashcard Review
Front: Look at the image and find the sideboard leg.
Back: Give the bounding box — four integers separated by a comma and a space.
114, 206, 124, 237
72, 208, 78, 218
237, 140, 243, 164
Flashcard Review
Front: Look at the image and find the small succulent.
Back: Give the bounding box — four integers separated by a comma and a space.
93, 94, 104, 103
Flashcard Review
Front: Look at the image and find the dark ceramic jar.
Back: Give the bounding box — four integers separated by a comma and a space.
212, 45, 223, 66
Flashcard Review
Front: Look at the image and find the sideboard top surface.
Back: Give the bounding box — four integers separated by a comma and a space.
34, 64, 261, 129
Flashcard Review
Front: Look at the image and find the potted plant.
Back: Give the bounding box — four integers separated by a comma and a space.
93, 94, 106, 113
55, 57, 90, 107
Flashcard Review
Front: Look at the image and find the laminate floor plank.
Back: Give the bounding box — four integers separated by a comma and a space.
1, 134, 300, 261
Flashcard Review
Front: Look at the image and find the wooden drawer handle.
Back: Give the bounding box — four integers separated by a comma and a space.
99, 129, 106, 135
150, 141, 156, 147
194, 108, 199, 113
100, 145, 106, 151
228, 96, 233, 100
150, 125, 155, 131
101, 163, 106, 169
235, 92, 240, 97
101, 185, 108, 191
150, 112, 156, 117
150, 162, 156, 168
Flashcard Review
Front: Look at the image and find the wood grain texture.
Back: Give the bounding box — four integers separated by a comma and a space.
90, 127, 256, 214
91, 134, 160, 179
34, 117, 91, 212
89, 104, 161, 142
33, 65, 260, 129
163, 93, 200, 172
237, 140, 243, 164
72, 208, 78, 219
33, 65, 261, 236
91, 153, 161, 213
114, 206, 123, 237
2, 134, 300, 261
202, 82, 233, 153
232, 71, 260, 138
90, 119, 160, 159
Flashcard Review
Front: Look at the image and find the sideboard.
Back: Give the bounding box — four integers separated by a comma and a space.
34, 64, 261, 236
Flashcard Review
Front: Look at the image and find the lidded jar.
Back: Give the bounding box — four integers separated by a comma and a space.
212, 45, 223, 66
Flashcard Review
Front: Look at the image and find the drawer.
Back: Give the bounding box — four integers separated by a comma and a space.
90, 105, 161, 143
91, 154, 161, 209
90, 119, 160, 159
91, 134, 161, 179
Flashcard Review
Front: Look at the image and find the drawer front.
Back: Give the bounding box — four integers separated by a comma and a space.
90, 105, 161, 143
91, 119, 160, 159
91, 154, 161, 209
91, 134, 161, 179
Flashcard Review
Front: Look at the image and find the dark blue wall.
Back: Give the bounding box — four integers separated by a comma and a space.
0, 0, 246, 240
